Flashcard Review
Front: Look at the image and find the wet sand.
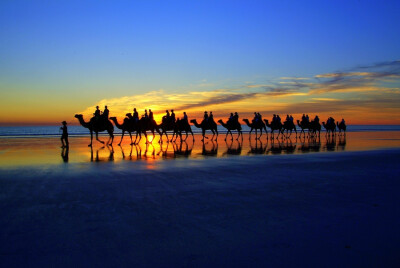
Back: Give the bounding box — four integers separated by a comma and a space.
0, 132, 400, 267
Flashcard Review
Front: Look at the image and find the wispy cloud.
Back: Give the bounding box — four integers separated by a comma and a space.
77, 60, 400, 123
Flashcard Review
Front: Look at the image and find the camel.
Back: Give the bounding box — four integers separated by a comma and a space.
281, 120, 297, 137
75, 114, 114, 146
157, 117, 177, 142
109, 116, 138, 145
218, 119, 243, 141
126, 114, 162, 143
190, 119, 218, 141
322, 121, 336, 135
337, 121, 346, 134
173, 119, 195, 142
297, 120, 321, 136
243, 119, 268, 139
263, 119, 282, 138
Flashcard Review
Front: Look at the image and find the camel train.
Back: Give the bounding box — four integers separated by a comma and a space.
75, 107, 346, 146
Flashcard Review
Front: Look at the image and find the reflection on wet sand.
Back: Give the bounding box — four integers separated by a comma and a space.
1, 131, 399, 167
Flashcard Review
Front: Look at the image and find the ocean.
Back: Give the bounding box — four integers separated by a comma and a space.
0, 125, 399, 137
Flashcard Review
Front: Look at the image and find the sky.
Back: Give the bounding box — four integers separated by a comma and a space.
0, 0, 399, 125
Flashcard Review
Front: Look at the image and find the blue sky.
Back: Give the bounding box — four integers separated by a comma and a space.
0, 0, 399, 124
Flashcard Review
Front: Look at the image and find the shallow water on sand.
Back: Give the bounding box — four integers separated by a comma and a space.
1, 131, 400, 168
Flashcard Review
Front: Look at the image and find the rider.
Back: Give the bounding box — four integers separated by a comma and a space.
149, 109, 154, 120
301, 114, 306, 124
204, 111, 209, 122
253, 112, 259, 124
133, 108, 139, 122
305, 114, 310, 123
183, 112, 188, 123
144, 109, 148, 119
209, 111, 214, 122
228, 113, 234, 123
289, 115, 294, 122
272, 114, 277, 124
286, 114, 290, 122
257, 113, 262, 123
234, 112, 239, 124
171, 109, 176, 123
276, 114, 281, 123
314, 115, 319, 123
94, 106, 101, 117
103, 105, 109, 119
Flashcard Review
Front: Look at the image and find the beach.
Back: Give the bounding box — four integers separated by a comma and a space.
1, 132, 400, 267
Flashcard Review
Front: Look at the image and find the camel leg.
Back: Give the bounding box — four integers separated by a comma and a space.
211, 130, 215, 141
224, 131, 229, 141
128, 131, 133, 145
96, 132, 105, 144
89, 130, 93, 147
119, 130, 125, 145
109, 130, 114, 145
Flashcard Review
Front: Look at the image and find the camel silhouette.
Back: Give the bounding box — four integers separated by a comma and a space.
281, 120, 297, 137
190, 119, 218, 141
218, 119, 243, 141
173, 119, 195, 142
322, 121, 336, 135
157, 117, 177, 142
109, 115, 138, 145
337, 121, 346, 134
243, 119, 267, 140
247, 139, 267, 155
263, 119, 283, 138
75, 114, 114, 146
126, 114, 162, 144
297, 119, 321, 137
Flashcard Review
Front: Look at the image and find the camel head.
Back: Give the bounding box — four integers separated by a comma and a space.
109, 116, 116, 120
126, 113, 132, 117
74, 114, 83, 119
217, 119, 223, 123
242, 119, 249, 123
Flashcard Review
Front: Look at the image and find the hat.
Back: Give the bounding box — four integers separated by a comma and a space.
62, 121, 67, 125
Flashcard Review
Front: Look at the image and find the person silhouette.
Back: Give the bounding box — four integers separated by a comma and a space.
209, 111, 214, 122
234, 112, 239, 124
183, 112, 188, 123
204, 111, 209, 122
144, 109, 148, 119
314, 115, 319, 123
171, 109, 176, 123
149, 109, 154, 120
60, 121, 69, 148
133, 108, 139, 122
228, 113, 234, 123
94, 106, 101, 117
103, 105, 109, 119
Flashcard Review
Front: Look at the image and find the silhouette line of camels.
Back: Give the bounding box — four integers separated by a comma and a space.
75, 111, 346, 147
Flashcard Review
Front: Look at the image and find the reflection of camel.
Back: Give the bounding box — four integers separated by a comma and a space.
282, 139, 296, 154
243, 119, 267, 139
201, 140, 218, 156
324, 135, 336, 151
322, 121, 336, 135
190, 119, 218, 141
61, 146, 69, 163
218, 119, 243, 141
264, 119, 282, 138
337, 121, 347, 134
223, 140, 242, 156
269, 140, 283, 154
110, 116, 137, 145
248, 139, 267, 155
172, 119, 195, 142
173, 141, 194, 158
297, 120, 321, 136
337, 135, 346, 151
90, 145, 114, 162
75, 114, 114, 146
298, 136, 321, 153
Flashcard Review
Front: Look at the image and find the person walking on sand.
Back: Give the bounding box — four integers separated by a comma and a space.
60, 121, 69, 148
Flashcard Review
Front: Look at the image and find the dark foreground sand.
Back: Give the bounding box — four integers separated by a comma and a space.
0, 148, 400, 267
